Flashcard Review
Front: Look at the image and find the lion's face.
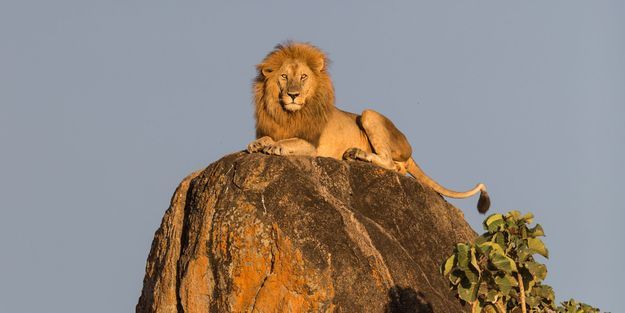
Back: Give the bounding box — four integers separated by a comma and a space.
264, 60, 318, 112
254, 42, 335, 142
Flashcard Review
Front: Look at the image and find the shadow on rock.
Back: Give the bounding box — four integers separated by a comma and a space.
385, 286, 434, 313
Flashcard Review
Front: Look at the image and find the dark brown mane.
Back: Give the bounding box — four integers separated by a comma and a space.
253, 42, 335, 146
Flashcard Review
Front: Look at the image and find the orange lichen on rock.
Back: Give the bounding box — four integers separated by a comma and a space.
214, 217, 335, 312
178, 255, 211, 312
221, 217, 274, 311
242, 224, 335, 312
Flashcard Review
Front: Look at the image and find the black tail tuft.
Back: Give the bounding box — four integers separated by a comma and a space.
477, 190, 490, 214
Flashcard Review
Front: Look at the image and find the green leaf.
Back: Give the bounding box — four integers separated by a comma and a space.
490, 251, 517, 273
483, 303, 498, 313
475, 235, 488, 245
458, 276, 479, 303
520, 225, 528, 239
494, 273, 518, 295
517, 246, 532, 263
531, 283, 555, 304
494, 232, 506, 250
527, 238, 549, 258
449, 269, 462, 285
463, 267, 479, 284
470, 247, 481, 273
525, 262, 547, 282
520, 267, 537, 293
476, 241, 505, 255
484, 288, 499, 303
484, 214, 504, 232
508, 210, 522, 220
526, 294, 540, 308
529, 224, 545, 237
522, 212, 534, 224
457, 243, 470, 270
442, 254, 456, 276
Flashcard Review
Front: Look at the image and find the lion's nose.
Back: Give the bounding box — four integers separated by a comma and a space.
287, 92, 300, 101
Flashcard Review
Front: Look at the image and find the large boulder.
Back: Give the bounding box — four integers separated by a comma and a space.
136, 152, 476, 312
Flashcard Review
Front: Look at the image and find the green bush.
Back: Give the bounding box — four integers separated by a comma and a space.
440, 211, 600, 313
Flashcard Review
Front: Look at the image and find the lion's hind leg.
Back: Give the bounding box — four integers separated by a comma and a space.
343, 109, 413, 173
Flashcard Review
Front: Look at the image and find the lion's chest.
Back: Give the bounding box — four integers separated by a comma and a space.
257, 115, 324, 146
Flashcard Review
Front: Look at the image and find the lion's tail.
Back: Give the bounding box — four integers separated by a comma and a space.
405, 158, 490, 213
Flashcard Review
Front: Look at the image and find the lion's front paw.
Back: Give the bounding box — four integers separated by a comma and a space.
247, 136, 275, 153
343, 147, 369, 162
262, 144, 293, 156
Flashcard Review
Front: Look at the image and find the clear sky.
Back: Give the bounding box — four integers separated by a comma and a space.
1, 1, 623, 312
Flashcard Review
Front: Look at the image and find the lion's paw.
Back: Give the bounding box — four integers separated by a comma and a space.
247, 136, 275, 153
343, 147, 369, 162
262, 144, 292, 156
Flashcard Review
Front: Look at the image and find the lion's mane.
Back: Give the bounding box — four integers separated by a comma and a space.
253, 42, 335, 145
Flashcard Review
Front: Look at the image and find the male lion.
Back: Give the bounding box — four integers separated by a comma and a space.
247, 42, 490, 213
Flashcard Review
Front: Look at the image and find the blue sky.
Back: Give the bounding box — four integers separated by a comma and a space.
1, 1, 623, 312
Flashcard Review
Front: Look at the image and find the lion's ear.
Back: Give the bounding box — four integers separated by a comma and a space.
312, 57, 325, 73
260, 65, 273, 77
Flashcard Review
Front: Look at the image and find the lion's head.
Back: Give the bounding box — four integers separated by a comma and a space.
253, 42, 335, 143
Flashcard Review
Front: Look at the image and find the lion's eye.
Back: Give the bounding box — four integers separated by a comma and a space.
281, 74, 288, 79
301, 74, 308, 80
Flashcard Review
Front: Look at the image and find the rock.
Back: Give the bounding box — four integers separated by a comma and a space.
136, 152, 477, 313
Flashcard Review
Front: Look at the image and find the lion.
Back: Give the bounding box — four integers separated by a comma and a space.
247, 42, 490, 213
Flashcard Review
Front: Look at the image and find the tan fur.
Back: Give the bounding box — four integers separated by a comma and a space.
248, 42, 490, 213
